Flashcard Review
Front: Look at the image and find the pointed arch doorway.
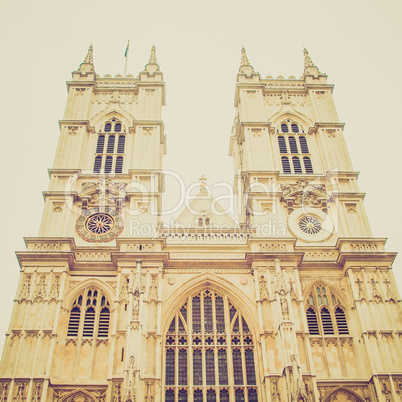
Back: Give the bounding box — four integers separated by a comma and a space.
163, 289, 259, 401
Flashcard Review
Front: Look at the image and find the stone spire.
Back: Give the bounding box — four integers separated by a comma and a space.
144, 44, 160, 73
302, 47, 323, 78
240, 46, 250, 67
76, 44, 95, 74
238, 46, 255, 75
83, 44, 93, 64
149, 45, 157, 64
303, 47, 314, 68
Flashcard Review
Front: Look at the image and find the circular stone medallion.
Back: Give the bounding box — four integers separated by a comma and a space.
76, 207, 124, 242
288, 207, 334, 242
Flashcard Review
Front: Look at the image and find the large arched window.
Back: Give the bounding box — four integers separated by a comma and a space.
277, 120, 314, 174
67, 288, 111, 339
305, 285, 349, 336
164, 290, 258, 401
93, 118, 126, 174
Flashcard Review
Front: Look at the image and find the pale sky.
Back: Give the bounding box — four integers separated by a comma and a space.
0, 0, 401, 353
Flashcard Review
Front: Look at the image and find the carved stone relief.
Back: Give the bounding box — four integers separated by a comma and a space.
18, 275, 31, 301
148, 275, 158, 303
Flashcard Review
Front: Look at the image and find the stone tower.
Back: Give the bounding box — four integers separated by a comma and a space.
0, 45, 401, 402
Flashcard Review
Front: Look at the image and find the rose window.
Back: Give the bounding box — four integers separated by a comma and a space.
86, 213, 114, 234
298, 215, 322, 235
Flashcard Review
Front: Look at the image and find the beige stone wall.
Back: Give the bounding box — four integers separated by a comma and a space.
0, 48, 401, 402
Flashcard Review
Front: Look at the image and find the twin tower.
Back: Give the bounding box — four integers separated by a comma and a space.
0, 45, 401, 402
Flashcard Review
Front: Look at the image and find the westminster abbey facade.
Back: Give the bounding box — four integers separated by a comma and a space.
0, 45, 401, 401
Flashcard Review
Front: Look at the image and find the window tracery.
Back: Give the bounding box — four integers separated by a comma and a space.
67, 288, 111, 339
164, 290, 258, 401
93, 118, 126, 174
305, 285, 349, 336
277, 121, 313, 174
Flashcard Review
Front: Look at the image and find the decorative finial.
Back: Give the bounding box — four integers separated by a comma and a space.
199, 175, 207, 188
83, 44, 94, 64
241, 46, 250, 66
303, 47, 314, 68
238, 46, 256, 75
149, 44, 158, 64
144, 44, 160, 73
76, 44, 94, 74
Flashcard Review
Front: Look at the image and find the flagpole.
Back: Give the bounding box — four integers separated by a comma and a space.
124, 40, 130, 76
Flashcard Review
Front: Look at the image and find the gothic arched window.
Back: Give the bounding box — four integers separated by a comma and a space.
292, 156, 302, 173
277, 121, 313, 174
303, 157, 314, 173
278, 136, 287, 153
67, 288, 111, 338
281, 156, 291, 174
288, 136, 298, 153
305, 285, 349, 336
93, 118, 126, 174
164, 290, 258, 401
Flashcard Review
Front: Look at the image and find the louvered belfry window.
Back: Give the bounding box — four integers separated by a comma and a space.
93, 118, 126, 174
67, 288, 111, 339
164, 290, 258, 401
305, 285, 349, 336
277, 121, 314, 174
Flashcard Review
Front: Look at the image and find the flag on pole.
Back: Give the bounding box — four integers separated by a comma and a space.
124, 41, 130, 57
124, 40, 130, 76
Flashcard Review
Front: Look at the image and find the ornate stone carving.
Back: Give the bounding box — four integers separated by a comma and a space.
126, 244, 155, 252
271, 379, 280, 402
19, 275, 31, 301
33, 243, 62, 252
96, 339, 108, 347
290, 355, 310, 402
76, 252, 111, 262
259, 243, 287, 252
112, 383, 122, 402
340, 338, 353, 347
32, 274, 47, 301
81, 179, 126, 208
281, 180, 328, 213
325, 338, 338, 347
130, 261, 144, 322
31, 383, 41, 402
350, 243, 378, 252
148, 275, 158, 302
274, 259, 289, 294
303, 251, 337, 261
75, 88, 86, 95
0, 383, 8, 402
14, 383, 26, 402
145, 89, 155, 96
259, 274, 269, 301
143, 127, 154, 136
120, 275, 129, 301
274, 259, 291, 321
326, 129, 336, 138
123, 356, 137, 402
310, 338, 323, 347
144, 381, 154, 402
280, 292, 289, 319
383, 278, 394, 300
280, 90, 291, 105
53, 203, 64, 213
250, 128, 262, 137
355, 278, 367, 300
67, 126, 79, 136
289, 279, 297, 300
161, 232, 249, 244
369, 278, 383, 301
